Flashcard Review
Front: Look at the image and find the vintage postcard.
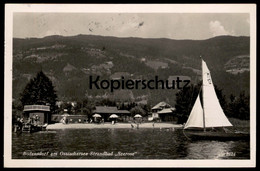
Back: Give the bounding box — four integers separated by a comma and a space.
4, 4, 256, 167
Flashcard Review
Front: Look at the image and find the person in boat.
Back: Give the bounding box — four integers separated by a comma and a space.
35, 115, 40, 125
14, 117, 23, 132
27, 117, 32, 124
20, 117, 24, 127
32, 115, 39, 126
32, 115, 36, 124
20, 117, 24, 123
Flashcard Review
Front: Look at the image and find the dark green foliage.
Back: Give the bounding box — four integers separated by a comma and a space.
55, 98, 94, 117
226, 91, 250, 120
175, 82, 249, 123
58, 103, 73, 114
118, 102, 137, 111
12, 100, 24, 122
130, 106, 146, 117
175, 83, 202, 124
74, 98, 93, 116
13, 35, 249, 107
95, 98, 116, 107
20, 71, 58, 113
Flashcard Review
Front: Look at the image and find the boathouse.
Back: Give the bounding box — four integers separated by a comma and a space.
23, 105, 51, 124
93, 106, 131, 122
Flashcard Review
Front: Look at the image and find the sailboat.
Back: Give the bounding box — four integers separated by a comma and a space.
183, 58, 249, 140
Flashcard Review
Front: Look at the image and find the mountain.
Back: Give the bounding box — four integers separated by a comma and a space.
12, 35, 250, 106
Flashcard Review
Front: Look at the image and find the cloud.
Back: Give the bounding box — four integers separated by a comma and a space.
209, 20, 231, 37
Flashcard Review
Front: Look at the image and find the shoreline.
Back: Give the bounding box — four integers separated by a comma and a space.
46, 122, 184, 130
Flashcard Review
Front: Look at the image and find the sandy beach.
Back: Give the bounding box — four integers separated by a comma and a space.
46, 122, 183, 130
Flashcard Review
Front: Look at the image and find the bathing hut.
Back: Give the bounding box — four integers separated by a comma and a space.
23, 105, 51, 124
151, 102, 177, 122
93, 106, 130, 122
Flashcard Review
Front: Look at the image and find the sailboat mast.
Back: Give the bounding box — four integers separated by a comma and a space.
201, 57, 206, 132
184, 57, 233, 130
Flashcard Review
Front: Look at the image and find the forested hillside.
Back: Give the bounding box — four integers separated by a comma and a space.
13, 35, 250, 106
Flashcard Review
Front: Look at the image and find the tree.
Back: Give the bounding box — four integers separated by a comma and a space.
20, 71, 58, 113
74, 98, 93, 116
175, 83, 201, 124
227, 91, 249, 120
12, 99, 23, 124
95, 98, 116, 106
129, 106, 146, 117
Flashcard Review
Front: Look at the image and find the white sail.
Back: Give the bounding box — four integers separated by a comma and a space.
184, 95, 204, 129
202, 60, 233, 127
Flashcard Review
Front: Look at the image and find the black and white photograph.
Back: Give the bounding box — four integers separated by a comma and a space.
4, 4, 256, 167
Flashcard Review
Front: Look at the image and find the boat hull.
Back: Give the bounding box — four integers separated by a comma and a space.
22, 124, 47, 133
183, 130, 249, 141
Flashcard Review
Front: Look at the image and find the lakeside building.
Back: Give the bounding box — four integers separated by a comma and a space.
23, 105, 51, 124
151, 102, 177, 122
93, 106, 131, 122
51, 114, 88, 124
66, 115, 88, 123
51, 109, 88, 123
157, 108, 177, 122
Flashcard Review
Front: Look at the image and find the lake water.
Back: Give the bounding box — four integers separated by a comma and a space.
12, 128, 250, 159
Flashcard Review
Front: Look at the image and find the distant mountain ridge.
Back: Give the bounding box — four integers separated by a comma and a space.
12, 35, 250, 106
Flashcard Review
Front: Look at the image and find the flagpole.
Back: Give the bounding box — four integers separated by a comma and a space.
200, 56, 206, 132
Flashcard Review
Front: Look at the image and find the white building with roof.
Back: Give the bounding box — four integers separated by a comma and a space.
150, 102, 177, 122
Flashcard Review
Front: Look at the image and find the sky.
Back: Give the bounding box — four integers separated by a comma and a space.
13, 13, 250, 40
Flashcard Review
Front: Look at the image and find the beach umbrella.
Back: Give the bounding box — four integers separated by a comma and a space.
61, 113, 70, 117
109, 114, 119, 118
134, 114, 142, 118
92, 113, 101, 118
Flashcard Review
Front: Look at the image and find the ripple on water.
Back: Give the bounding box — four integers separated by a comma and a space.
12, 129, 250, 159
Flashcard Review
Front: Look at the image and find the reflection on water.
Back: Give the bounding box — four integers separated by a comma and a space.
186, 141, 237, 159
12, 128, 249, 159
